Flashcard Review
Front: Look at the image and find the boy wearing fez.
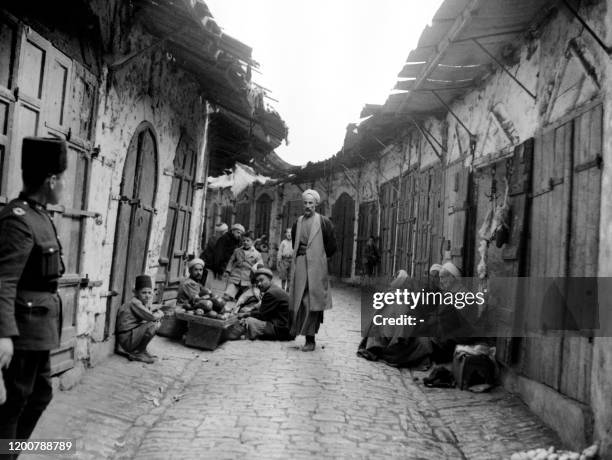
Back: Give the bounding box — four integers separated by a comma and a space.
115, 275, 163, 364
0, 138, 67, 450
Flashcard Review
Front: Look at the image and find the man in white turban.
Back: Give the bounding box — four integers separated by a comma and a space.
288, 189, 337, 351
177, 258, 212, 309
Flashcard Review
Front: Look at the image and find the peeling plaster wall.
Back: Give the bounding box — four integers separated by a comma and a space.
595, 0, 612, 456
76, 24, 209, 364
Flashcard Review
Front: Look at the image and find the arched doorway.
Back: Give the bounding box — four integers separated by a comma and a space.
106, 123, 158, 337
331, 192, 355, 278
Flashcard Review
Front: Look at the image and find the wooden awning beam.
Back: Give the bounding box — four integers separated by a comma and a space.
396, 0, 481, 114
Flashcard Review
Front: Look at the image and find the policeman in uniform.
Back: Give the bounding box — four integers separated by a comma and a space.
0, 137, 67, 450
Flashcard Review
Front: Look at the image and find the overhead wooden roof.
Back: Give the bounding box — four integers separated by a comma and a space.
293, 0, 556, 179
133, 0, 289, 174
384, 0, 555, 116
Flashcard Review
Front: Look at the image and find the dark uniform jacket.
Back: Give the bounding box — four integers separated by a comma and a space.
0, 195, 64, 350
251, 285, 292, 339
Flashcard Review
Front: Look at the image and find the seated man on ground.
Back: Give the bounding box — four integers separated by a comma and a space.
116, 275, 163, 364
177, 258, 212, 310
237, 266, 293, 341
223, 232, 263, 301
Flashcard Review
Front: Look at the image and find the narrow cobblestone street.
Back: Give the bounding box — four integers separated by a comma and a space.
25, 284, 559, 459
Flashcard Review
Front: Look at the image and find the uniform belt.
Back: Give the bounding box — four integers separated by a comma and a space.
18, 283, 59, 293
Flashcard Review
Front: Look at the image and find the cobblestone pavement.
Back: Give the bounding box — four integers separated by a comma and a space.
25, 283, 559, 459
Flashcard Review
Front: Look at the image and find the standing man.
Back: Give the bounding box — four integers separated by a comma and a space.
200, 222, 228, 275
289, 189, 336, 351
212, 223, 244, 277
0, 138, 67, 451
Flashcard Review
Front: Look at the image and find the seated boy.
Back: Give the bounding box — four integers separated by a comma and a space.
223, 233, 262, 301
177, 258, 211, 310
115, 275, 163, 364
238, 266, 293, 341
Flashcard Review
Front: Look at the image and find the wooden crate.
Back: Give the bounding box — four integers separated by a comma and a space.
157, 305, 187, 340
176, 312, 238, 351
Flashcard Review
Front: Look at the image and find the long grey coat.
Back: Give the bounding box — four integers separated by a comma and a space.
289, 213, 337, 313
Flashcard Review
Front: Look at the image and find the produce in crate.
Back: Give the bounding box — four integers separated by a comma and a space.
198, 299, 213, 312
195, 309, 204, 316
207, 310, 219, 318
210, 296, 226, 313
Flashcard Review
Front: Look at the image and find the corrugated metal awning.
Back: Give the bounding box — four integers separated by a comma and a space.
385, 0, 555, 117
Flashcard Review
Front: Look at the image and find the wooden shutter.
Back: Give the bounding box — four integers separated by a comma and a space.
356, 200, 378, 275
520, 101, 602, 404
254, 193, 272, 237
379, 178, 398, 277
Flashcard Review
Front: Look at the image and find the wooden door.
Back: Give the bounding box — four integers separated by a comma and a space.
107, 124, 157, 336
0, 14, 18, 202
472, 140, 533, 362
379, 178, 399, 277
0, 19, 97, 374
254, 193, 272, 237
221, 204, 233, 227
159, 135, 197, 295
356, 200, 378, 275
396, 171, 416, 275
412, 168, 445, 281
520, 102, 601, 404
235, 201, 250, 230
330, 192, 355, 278
283, 199, 302, 235
445, 161, 471, 272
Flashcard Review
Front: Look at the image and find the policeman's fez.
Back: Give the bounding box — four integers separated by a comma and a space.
21, 137, 68, 188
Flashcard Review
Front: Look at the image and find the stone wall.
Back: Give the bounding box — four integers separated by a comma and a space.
16, 13, 213, 371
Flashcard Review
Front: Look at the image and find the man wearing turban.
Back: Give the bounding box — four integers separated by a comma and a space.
177, 258, 212, 310
289, 189, 337, 351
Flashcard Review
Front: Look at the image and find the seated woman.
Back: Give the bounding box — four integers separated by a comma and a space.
429, 261, 474, 363
358, 261, 476, 368
357, 268, 440, 369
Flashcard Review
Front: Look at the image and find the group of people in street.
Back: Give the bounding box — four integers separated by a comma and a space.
0, 135, 339, 455
195, 189, 337, 350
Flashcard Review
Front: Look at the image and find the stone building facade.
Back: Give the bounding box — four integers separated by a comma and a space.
0, 0, 284, 384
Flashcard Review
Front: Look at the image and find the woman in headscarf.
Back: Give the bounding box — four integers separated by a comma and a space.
430, 261, 477, 362
357, 266, 441, 369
